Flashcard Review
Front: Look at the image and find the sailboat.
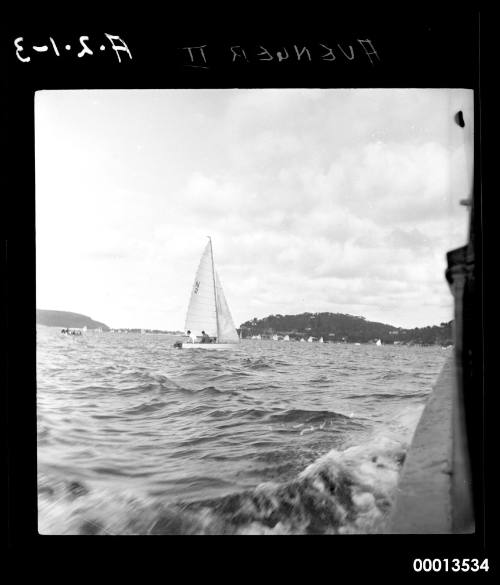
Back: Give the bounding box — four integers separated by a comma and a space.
176, 237, 239, 350
283, 335, 290, 341
307, 336, 314, 342
318, 337, 324, 343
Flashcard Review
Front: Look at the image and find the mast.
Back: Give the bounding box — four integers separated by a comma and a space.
208, 236, 220, 342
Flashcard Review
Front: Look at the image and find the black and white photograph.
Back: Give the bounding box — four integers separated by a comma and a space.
5, 17, 491, 573
35, 87, 475, 535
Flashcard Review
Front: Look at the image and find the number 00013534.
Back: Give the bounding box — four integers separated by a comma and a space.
413, 559, 489, 573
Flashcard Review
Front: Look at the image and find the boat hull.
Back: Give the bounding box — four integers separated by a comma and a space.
180, 343, 237, 350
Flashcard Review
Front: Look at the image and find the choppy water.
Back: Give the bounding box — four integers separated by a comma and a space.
37, 326, 449, 535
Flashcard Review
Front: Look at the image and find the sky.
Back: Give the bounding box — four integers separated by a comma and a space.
35, 88, 473, 330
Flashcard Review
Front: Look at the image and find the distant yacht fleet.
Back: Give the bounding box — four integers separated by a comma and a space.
60, 325, 103, 336
54, 326, 452, 349
248, 334, 381, 344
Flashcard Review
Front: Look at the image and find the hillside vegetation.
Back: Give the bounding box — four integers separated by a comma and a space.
239, 312, 453, 346
36, 310, 110, 331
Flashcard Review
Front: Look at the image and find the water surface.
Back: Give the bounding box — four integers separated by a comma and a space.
37, 327, 449, 534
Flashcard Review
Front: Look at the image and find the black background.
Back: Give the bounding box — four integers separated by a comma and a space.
4, 13, 494, 579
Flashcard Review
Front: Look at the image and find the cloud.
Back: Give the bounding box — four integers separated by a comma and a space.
386, 227, 432, 251
35, 89, 472, 329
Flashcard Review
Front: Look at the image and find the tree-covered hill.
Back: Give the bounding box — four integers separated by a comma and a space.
36, 309, 110, 331
239, 312, 453, 346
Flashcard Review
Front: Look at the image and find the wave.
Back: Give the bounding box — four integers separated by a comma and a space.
175, 385, 242, 398
241, 357, 273, 370
65, 373, 189, 397
121, 401, 169, 415
38, 435, 406, 535
115, 373, 186, 394
269, 408, 352, 425
345, 391, 427, 401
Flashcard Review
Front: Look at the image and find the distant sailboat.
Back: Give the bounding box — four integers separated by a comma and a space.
318, 337, 324, 343
176, 238, 239, 350
300, 338, 305, 342
376, 339, 382, 346
283, 335, 290, 341
272, 334, 278, 341
307, 336, 314, 342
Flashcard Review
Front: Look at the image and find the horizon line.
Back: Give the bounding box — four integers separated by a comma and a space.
36, 307, 452, 331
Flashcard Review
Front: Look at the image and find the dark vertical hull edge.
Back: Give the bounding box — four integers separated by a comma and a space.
385, 353, 474, 534
385, 103, 479, 534
385, 245, 476, 533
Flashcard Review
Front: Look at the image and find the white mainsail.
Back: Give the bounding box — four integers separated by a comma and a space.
184, 239, 238, 344
184, 241, 217, 338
